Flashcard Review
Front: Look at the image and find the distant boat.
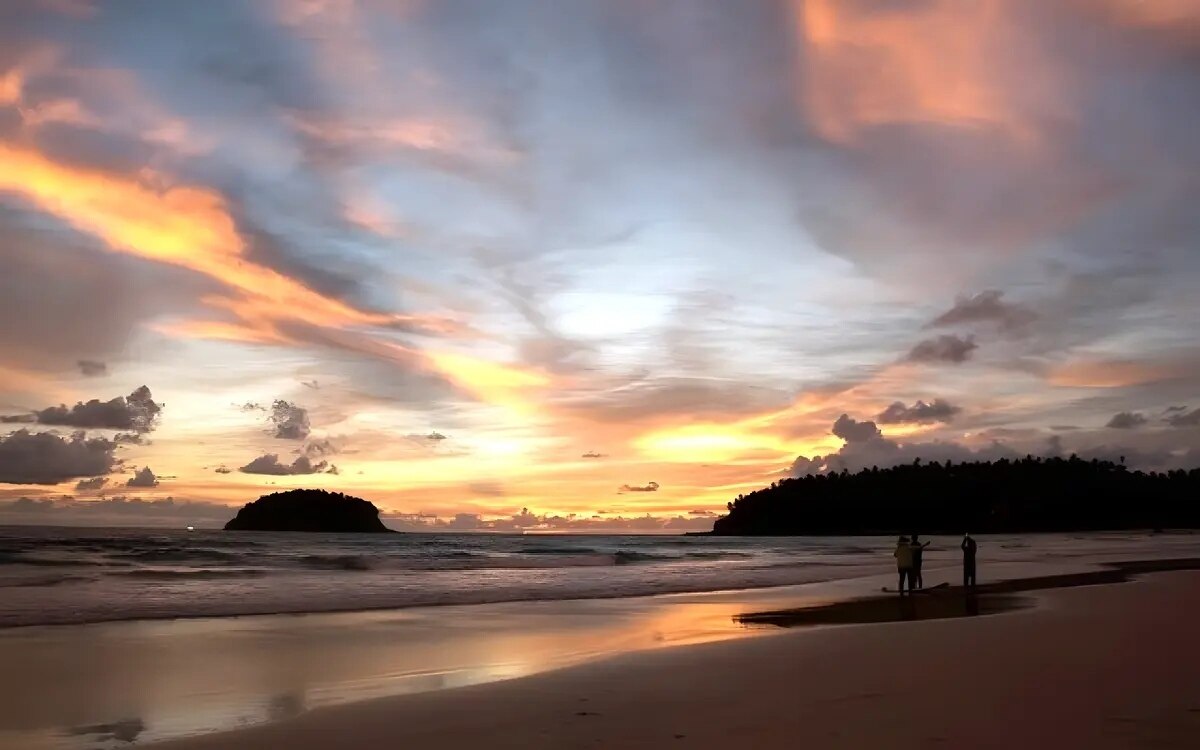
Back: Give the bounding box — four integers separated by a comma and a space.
186, 526, 194, 532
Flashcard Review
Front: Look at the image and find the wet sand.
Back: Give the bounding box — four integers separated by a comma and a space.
155, 566, 1200, 750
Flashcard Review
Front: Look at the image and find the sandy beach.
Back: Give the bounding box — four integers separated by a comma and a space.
150, 569, 1200, 750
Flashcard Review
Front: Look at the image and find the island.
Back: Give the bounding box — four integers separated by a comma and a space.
709, 456, 1200, 535
224, 489, 394, 533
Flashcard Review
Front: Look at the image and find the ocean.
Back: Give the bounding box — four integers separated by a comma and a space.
2, 526, 1196, 628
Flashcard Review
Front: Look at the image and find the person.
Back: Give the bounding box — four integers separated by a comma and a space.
961, 532, 978, 588
910, 534, 931, 589
894, 535, 914, 593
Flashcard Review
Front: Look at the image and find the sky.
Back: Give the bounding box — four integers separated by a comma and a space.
1, 0, 1199, 530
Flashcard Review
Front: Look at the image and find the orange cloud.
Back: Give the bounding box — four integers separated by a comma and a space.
1092, 0, 1200, 28
425, 351, 553, 410
0, 144, 461, 342
791, 0, 1040, 144
0, 70, 22, 105
1047, 358, 1180, 388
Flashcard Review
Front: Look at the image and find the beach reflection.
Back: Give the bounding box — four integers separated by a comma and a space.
0, 587, 815, 749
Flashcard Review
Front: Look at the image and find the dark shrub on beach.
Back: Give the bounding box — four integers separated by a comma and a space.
711, 456, 1200, 535
224, 489, 392, 533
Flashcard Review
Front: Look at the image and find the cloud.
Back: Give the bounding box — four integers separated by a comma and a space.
74, 476, 108, 491
877, 399, 961, 425
1106, 411, 1148, 429
0, 429, 118, 484
425, 431, 448, 441
467, 481, 506, 497
581, 451, 606, 459
238, 453, 331, 475
1166, 408, 1200, 427
792, 428, 1020, 478
906, 334, 978, 364
269, 400, 310, 440
383, 507, 713, 533
0, 495, 236, 528
125, 466, 159, 487
76, 359, 108, 377
618, 481, 660, 493
13, 386, 163, 432
303, 438, 341, 457
831, 414, 882, 444
927, 291, 1037, 333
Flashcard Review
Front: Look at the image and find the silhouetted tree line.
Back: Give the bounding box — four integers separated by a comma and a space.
710, 456, 1200, 535
224, 489, 392, 532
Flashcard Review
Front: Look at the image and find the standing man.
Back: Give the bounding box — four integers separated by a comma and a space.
894, 536, 914, 593
910, 534, 931, 589
961, 533, 978, 588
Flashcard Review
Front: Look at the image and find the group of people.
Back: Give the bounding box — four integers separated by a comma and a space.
892, 533, 978, 593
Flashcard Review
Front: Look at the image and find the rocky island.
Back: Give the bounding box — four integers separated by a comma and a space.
224, 489, 393, 533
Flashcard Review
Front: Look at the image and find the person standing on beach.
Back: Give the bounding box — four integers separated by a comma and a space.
894, 536, 914, 593
910, 534, 931, 589
962, 533, 978, 588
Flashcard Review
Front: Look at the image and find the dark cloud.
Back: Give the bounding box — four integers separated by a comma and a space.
618, 481, 659, 493
238, 454, 330, 475
0, 430, 119, 484
269, 400, 310, 440
17, 386, 163, 432
125, 467, 159, 488
927, 291, 1037, 334
831, 414, 882, 444
906, 334, 978, 364
581, 451, 606, 459
303, 438, 341, 458
877, 399, 961, 425
75, 477, 109, 491
0, 414, 35, 424
1106, 412, 1148, 429
425, 431, 448, 441
77, 360, 108, 377
1166, 408, 1200, 428
113, 432, 143, 445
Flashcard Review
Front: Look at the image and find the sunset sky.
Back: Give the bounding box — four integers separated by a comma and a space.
1, 0, 1198, 529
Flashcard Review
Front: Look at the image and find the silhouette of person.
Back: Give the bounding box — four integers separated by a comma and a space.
961, 533, 978, 588
910, 534, 931, 589
894, 536, 914, 593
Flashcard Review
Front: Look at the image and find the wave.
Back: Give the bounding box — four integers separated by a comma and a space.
517, 546, 597, 555
117, 569, 267, 580
110, 548, 245, 563
298, 554, 373, 571
0, 556, 83, 567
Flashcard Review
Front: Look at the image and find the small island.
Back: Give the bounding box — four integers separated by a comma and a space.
224, 489, 393, 533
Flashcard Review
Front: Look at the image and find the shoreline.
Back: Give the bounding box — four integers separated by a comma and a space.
4, 558, 1198, 748
158, 567, 1200, 750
